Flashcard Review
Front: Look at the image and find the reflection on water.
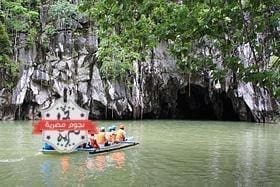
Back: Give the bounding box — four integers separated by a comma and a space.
60, 156, 70, 174
77, 162, 86, 183
40, 160, 52, 186
95, 155, 106, 171
86, 157, 94, 170
38, 150, 127, 187
208, 138, 221, 181
1, 120, 280, 186
39, 150, 127, 186
86, 151, 126, 171
112, 151, 125, 168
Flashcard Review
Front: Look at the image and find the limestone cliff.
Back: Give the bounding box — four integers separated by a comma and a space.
0, 2, 277, 122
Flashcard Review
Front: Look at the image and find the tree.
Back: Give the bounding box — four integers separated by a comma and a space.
79, 0, 169, 79
79, 0, 280, 98
48, 0, 85, 30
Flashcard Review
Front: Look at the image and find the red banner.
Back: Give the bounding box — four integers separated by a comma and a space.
32, 120, 98, 134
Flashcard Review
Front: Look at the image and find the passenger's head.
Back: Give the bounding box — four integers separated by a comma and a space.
100, 127, 105, 132
109, 125, 116, 132
119, 124, 125, 130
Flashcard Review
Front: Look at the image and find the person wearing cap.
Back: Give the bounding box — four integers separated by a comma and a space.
108, 125, 116, 132
96, 127, 109, 146
116, 124, 126, 142
108, 125, 117, 144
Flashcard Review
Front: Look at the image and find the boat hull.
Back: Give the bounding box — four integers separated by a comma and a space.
41, 141, 139, 154
89, 142, 139, 154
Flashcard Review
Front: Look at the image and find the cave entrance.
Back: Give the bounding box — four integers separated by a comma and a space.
176, 84, 239, 121
177, 85, 216, 120
216, 91, 240, 121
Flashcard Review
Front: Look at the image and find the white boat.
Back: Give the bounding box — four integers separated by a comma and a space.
41, 138, 139, 154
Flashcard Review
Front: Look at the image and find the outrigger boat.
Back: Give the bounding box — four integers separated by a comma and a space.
41, 138, 139, 154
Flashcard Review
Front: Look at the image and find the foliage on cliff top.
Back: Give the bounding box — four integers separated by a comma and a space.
48, 0, 86, 30
0, 0, 39, 33
79, 0, 164, 79
80, 0, 279, 98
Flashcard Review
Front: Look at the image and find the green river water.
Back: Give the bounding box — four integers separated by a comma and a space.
0, 120, 280, 186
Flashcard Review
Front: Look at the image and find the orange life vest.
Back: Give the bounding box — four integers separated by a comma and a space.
116, 129, 126, 142
108, 132, 116, 143
96, 132, 107, 144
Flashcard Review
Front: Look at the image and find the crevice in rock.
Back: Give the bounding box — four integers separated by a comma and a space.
89, 100, 106, 120
14, 89, 39, 120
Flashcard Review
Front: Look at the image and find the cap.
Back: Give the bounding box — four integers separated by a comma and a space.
100, 127, 105, 132
109, 125, 116, 132
119, 124, 125, 129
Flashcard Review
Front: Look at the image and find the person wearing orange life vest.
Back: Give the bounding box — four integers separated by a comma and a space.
96, 127, 109, 146
89, 134, 100, 149
108, 125, 117, 144
116, 124, 126, 142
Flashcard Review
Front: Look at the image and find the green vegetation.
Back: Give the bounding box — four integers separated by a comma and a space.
79, 1, 163, 79
79, 0, 279, 97
0, 23, 18, 88
0, 0, 40, 88
0, 0, 39, 44
48, 0, 85, 30
0, 0, 86, 89
0, 0, 279, 97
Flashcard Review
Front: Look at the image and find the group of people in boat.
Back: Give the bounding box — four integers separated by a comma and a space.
43, 123, 127, 151
87, 123, 126, 150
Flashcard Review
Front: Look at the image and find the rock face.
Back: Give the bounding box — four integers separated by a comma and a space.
0, 3, 277, 122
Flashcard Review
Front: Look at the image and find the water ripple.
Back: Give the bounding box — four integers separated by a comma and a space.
0, 157, 24, 163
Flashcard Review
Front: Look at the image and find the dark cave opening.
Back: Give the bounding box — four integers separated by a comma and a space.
176, 85, 216, 120
216, 91, 240, 121
176, 85, 240, 121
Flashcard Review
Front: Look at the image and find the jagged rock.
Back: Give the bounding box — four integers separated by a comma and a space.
237, 82, 274, 122
1, 5, 276, 122
6, 36, 276, 122
32, 69, 50, 84
12, 68, 35, 105
0, 89, 15, 120
107, 81, 131, 117
90, 65, 107, 106
74, 37, 88, 54
85, 34, 98, 53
